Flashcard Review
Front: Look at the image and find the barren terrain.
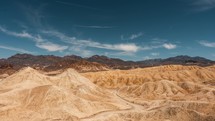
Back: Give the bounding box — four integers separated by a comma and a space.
0, 65, 214, 121
83, 65, 215, 121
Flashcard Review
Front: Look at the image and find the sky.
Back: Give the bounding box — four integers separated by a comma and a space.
0, 0, 215, 61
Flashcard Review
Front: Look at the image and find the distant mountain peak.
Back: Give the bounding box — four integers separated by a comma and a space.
9, 53, 34, 58
166, 55, 212, 61
89, 55, 109, 59
0, 54, 214, 75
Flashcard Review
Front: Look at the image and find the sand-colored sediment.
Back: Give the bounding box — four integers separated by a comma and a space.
0, 65, 214, 121
83, 65, 215, 88
82, 65, 215, 120
0, 67, 129, 121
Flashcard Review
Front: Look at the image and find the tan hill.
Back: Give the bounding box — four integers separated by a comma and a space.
118, 80, 215, 101
67, 60, 109, 72
0, 67, 129, 121
83, 65, 215, 88
0, 65, 214, 121
82, 65, 215, 120
91, 106, 215, 121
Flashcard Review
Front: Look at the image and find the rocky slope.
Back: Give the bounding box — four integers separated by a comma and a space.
83, 65, 215, 121
0, 65, 214, 121
87, 55, 215, 69
0, 54, 214, 75
0, 67, 129, 121
83, 65, 215, 88
0, 54, 109, 75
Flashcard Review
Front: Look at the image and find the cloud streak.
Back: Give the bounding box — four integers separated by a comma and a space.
67, 46, 94, 57
21, 5, 46, 28
36, 42, 68, 52
0, 45, 34, 54
129, 32, 143, 40
0, 26, 177, 57
55, 1, 99, 10
121, 32, 143, 40
151, 52, 160, 56
163, 43, 177, 49
143, 56, 152, 60
199, 40, 215, 47
42, 30, 140, 52
43, 30, 177, 53
0, 26, 68, 52
74, 25, 115, 29
151, 38, 168, 44
0, 26, 33, 39
191, 0, 215, 12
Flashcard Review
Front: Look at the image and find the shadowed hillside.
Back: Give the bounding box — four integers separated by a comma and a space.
0, 54, 214, 75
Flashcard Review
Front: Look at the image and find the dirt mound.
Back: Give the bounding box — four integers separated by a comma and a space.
118, 80, 215, 101
0, 65, 214, 121
0, 67, 129, 121
83, 65, 215, 88
92, 106, 214, 121
81, 65, 215, 120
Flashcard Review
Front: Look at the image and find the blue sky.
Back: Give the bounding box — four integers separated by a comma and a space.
0, 0, 215, 60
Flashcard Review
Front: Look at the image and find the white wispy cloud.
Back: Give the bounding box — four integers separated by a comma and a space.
0, 26, 33, 38
151, 52, 160, 56
191, 0, 215, 12
143, 56, 152, 60
151, 38, 178, 50
0, 26, 68, 52
151, 38, 168, 44
36, 42, 68, 52
199, 40, 215, 47
21, 5, 45, 28
68, 46, 94, 57
105, 51, 136, 57
139, 43, 177, 51
163, 43, 177, 49
43, 30, 178, 53
142, 52, 160, 61
0, 25, 178, 56
42, 30, 140, 53
74, 25, 115, 29
140, 45, 161, 50
129, 32, 143, 40
0, 45, 34, 54
55, 1, 99, 10
121, 32, 143, 40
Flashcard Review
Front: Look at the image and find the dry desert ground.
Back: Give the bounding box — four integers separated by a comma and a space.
0, 65, 214, 121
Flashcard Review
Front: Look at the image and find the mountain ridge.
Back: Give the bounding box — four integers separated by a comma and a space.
0, 54, 214, 75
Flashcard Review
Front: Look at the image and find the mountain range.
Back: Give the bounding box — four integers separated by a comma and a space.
0, 54, 214, 75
